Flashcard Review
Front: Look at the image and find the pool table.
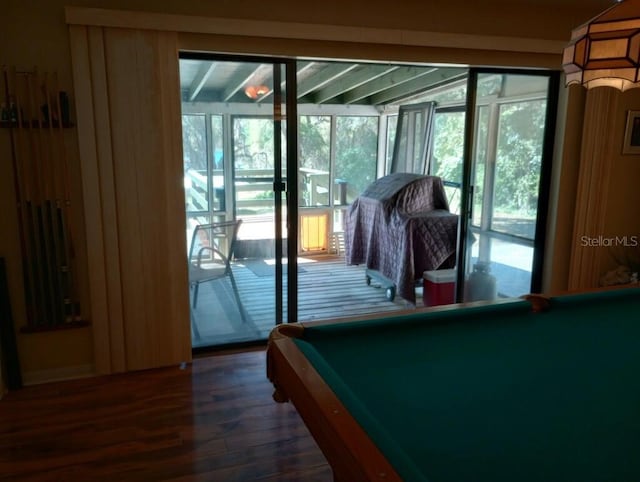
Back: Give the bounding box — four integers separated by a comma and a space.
266, 286, 640, 482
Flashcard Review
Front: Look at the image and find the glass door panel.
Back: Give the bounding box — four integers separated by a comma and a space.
459, 71, 557, 301
211, 115, 225, 212
431, 108, 465, 214
182, 114, 209, 213
389, 102, 435, 174
179, 56, 293, 349
295, 113, 377, 322
299, 115, 331, 208
471, 106, 489, 227
335, 116, 378, 204
491, 99, 547, 240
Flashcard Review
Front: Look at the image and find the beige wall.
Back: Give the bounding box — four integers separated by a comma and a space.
598, 90, 640, 277
0, 0, 619, 383
564, 87, 640, 290
543, 85, 586, 293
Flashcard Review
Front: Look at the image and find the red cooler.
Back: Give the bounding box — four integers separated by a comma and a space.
423, 269, 456, 306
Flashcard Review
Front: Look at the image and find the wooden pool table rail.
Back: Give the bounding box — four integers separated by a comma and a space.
267, 323, 403, 482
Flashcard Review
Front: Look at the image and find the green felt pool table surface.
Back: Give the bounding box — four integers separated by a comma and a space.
283, 287, 640, 482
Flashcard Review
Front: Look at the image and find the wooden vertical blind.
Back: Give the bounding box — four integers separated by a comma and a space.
69, 26, 191, 373
568, 88, 618, 290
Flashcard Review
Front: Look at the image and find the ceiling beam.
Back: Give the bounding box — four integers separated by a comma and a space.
188, 62, 217, 102
369, 68, 468, 105
297, 63, 359, 97
296, 60, 316, 76
342, 66, 436, 104
312, 65, 399, 104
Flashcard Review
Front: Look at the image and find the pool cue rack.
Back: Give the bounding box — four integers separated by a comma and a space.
1, 65, 87, 332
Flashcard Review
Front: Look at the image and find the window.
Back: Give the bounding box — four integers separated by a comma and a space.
183, 114, 208, 212
492, 99, 547, 240
182, 114, 225, 215
299, 115, 331, 207
335, 116, 378, 205
297, 115, 378, 208
431, 109, 465, 213
233, 117, 275, 170
385, 114, 398, 173
473, 106, 489, 227
211, 115, 224, 211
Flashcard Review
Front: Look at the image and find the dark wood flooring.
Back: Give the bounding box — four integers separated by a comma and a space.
0, 350, 332, 481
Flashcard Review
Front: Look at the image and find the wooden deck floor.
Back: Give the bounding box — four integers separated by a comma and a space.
190, 256, 425, 348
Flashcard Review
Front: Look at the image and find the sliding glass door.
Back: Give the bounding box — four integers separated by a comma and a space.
180, 55, 297, 349
179, 55, 560, 346
457, 69, 559, 301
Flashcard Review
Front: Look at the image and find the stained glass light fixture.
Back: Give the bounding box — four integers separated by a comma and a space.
563, 0, 640, 90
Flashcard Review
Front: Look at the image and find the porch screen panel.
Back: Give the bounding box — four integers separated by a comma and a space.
69, 25, 191, 373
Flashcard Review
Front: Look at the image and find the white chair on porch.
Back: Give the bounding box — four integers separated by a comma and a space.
188, 219, 247, 323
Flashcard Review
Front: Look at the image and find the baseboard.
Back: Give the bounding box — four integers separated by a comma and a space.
22, 364, 95, 386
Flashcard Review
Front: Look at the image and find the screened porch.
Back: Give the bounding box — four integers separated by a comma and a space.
180, 57, 554, 348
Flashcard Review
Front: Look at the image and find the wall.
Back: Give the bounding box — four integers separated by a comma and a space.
2, 2, 94, 384
597, 90, 640, 280
543, 85, 586, 293
0, 0, 616, 383
564, 87, 640, 289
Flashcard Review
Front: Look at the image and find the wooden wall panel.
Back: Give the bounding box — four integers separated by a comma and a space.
70, 26, 191, 373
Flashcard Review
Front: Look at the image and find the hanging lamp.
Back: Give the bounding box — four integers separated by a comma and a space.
244, 84, 270, 99
563, 0, 640, 90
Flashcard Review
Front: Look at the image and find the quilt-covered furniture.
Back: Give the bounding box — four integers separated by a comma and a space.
345, 173, 458, 304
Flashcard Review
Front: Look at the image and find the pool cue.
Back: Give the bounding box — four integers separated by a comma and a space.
23, 69, 55, 328
49, 72, 70, 322
51, 70, 79, 322
3, 66, 38, 326
11, 68, 47, 328
41, 70, 67, 326
28, 69, 61, 327
11, 68, 45, 327
25, 73, 56, 327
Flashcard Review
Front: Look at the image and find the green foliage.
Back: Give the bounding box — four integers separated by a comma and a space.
182, 114, 207, 171
186, 91, 547, 222
494, 100, 546, 216
335, 116, 378, 201
299, 116, 330, 171
431, 99, 546, 219
233, 117, 275, 169
253, 190, 274, 200
182, 114, 224, 171
297, 115, 377, 203
432, 111, 465, 184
